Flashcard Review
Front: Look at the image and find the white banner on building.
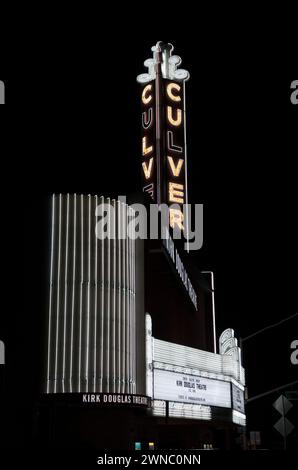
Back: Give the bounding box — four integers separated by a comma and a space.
154, 369, 231, 408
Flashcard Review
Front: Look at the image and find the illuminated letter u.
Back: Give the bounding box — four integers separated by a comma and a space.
167, 106, 182, 127
142, 108, 153, 130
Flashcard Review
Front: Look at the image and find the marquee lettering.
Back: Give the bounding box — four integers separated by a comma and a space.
142, 136, 153, 156
168, 131, 183, 153
141, 81, 156, 200
142, 158, 154, 180
168, 157, 184, 177
167, 106, 182, 127
142, 108, 153, 129
165, 81, 186, 230
139, 60, 188, 229
142, 84, 153, 105
169, 182, 184, 204
167, 82, 182, 102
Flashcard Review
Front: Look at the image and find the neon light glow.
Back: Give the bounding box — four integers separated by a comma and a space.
167, 82, 182, 102
168, 157, 184, 177
169, 182, 184, 204
142, 136, 153, 156
142, 158, 154, 180
167, 106, 182, 127
142, 84, 153, 104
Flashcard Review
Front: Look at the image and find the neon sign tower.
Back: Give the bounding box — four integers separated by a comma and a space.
137, 42, 190, 236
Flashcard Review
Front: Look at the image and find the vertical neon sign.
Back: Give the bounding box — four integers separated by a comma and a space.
137, 42, 190, 236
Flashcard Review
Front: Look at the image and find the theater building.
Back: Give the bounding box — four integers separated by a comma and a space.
41, 42, 246, 450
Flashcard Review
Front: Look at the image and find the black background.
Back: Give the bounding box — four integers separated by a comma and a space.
0, 37, 297, 449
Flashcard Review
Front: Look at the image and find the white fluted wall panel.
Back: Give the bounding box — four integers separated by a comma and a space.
46, 195, 137, 394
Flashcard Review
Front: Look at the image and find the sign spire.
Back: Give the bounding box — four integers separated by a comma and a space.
137, 42, 190, 84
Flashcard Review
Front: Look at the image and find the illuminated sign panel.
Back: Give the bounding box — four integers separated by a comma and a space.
82, 393, 150, 407
154, 368, 231, 408
138, 43, 189, 234
164, 79, 187, 230
141, 81, 156, 200
232, 384, 245, 413
43, 393, 151, 408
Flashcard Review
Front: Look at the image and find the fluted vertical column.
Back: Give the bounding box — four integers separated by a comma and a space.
45, 195, 141, 395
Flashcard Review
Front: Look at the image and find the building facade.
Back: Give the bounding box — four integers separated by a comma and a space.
42, 42, 246, 450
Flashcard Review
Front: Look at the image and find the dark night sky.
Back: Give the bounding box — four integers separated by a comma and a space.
1, 38, 297, 447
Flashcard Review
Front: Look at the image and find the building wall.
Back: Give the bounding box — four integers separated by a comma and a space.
45, 194, 145, 395
145, 240, 210, 351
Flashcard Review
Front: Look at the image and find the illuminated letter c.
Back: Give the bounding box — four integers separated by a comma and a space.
142, 84, 153, 105
167, 83, 181, 102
